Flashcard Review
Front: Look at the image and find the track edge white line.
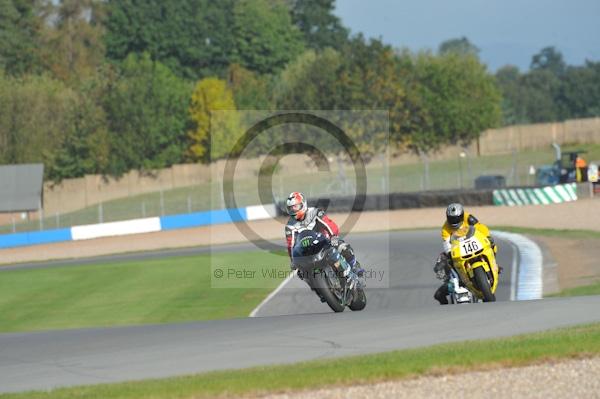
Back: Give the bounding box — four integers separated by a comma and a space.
249, 272, 295, 317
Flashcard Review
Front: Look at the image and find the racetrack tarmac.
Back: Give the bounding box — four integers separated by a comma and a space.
1, 230, 599, 393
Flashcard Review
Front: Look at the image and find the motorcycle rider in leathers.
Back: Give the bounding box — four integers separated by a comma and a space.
433, 203, 501, 305
285, 192, 363, 279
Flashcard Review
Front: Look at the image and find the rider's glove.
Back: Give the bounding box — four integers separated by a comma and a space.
330, 235, 339, 247
488, 236, 498, 254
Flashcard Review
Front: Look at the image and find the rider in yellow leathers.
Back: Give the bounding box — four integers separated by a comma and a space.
433, 203, 501, 304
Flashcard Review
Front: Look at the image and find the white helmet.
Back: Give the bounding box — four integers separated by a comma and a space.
286, 192, 307, 220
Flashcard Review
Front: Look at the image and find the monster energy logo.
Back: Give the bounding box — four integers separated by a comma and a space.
301, 237, 312, 248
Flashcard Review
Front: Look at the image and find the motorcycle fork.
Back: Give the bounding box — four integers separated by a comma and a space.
336, 260, 353, 306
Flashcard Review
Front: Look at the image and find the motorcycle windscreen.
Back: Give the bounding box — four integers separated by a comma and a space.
450, 225, 475, 241
292, 230, 329, 266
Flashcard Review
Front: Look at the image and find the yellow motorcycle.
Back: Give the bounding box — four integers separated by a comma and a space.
449, 225, 499, 302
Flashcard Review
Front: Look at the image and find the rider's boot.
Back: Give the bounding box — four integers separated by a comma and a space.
352, 260, 365, 277
434, 284, 449, 305
340, 243, 364, 277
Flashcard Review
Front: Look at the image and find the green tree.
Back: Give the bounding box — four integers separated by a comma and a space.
0, 73, 76, 171
104, 0, 236, 80
272, 37, 404, 158
40, 0, 106, 85
187, 77, 239, 161
49, 68, 113, 180
233, 0, 304, 74
557, 61, 600, 119
0, 0, 43, 75
495, 65, 524, 124
496, 47, 600, 124
273, 48, 342, 109
338, 37, 408, 156
438, 37, 480, 57
103, 53, 191, 174
227, 64, 272, 110
270, 48, 343, 157
530, 46, 566, 76
289, 0, 349, 50
412, 52, 501, 153
520, 68, 561, 122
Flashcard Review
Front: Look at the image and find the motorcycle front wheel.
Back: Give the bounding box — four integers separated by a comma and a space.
473, 267, 496, 302
349, 288, 367, 311
310, 266, 345, 312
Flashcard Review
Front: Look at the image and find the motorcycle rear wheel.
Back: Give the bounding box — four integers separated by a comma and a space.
310, 266, 345, 312
474, 267, 496, 302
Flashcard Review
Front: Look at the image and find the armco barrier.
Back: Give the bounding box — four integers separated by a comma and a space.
0, 204, 277, 250
493, 183, 577, 206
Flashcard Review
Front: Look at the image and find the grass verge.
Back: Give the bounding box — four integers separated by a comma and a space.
0, 251, 288, 332
549, 282, 600, 297
2, 323, 599, 399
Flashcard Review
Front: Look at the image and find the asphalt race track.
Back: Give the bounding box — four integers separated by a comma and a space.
1, 230, 599, 393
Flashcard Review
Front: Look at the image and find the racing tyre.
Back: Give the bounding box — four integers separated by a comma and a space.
349, 288, 367, 311
310, 266, 345, 312
474, 267, 496, 302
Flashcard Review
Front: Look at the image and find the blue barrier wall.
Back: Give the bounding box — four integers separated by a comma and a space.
0, 206, 256, 250
0, 228, 73, 249
159, 208, 247, 231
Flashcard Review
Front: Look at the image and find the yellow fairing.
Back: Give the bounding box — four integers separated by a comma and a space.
450, 226, 499, 300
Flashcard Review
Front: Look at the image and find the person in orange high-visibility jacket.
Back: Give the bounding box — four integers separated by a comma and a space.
576, 156, 587, 182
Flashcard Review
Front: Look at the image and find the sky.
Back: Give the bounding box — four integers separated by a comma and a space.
334, 0, 600, 71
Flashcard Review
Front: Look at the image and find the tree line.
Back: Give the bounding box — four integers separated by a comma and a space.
0, 0, 598, 181
497, 47, 600, 124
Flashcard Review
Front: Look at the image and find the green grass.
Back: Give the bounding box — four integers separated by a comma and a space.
4, 143, 600, 234
2, 322, 599, 399
549, 282, 600, 297
492, 226, 600, 239
0, 251, 289, 332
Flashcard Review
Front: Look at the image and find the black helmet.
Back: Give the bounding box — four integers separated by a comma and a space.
446, 203, 464, 229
